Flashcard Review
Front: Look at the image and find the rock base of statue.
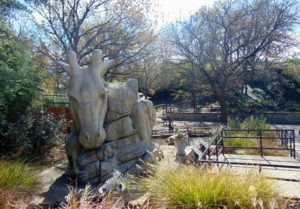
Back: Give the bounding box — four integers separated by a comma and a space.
74, 140, 159, 184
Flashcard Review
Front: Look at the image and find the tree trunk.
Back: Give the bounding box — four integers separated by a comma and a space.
191, 91, 197, 112
218, 94, 228, 125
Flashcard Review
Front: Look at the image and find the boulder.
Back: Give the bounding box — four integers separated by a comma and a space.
78, 150, 98, 167
101, 157, 118, 177
117, 134, 140, 147
117, 140, 148, 163
83, 161, 101, 180
116, 159, 138, 173
78, 143, 115, 167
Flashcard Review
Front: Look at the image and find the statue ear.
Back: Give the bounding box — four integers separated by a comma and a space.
91, 49, 103, 74
92, 49, 103, 63
66, 51, 80, 74
91, 49, 113, 77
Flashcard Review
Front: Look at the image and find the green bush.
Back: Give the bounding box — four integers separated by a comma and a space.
0, 110, 65, 155
227, 117, 241, 129
228, 116, 269, 130
240, 116, 270, 130
0, 20, 63, 156
140, 163, 281, 209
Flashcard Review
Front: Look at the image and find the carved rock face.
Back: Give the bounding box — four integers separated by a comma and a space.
66, 50, 111, 149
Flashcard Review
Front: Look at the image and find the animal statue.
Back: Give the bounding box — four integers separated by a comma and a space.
59, 49, 112, 176
59, 49, 157, 183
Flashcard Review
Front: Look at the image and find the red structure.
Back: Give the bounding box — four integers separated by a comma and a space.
44, 107, 72, 122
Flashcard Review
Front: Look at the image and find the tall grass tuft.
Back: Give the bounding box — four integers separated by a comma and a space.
0, 159, 38, 189
140, 163, 282, 209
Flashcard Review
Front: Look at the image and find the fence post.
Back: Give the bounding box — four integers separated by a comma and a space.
259, 130, 263, 157
216, 135, 219, 162
292, 130, 296, 158
221, 130, 225, 155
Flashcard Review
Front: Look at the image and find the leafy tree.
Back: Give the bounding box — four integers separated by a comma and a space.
172, 62, 210, 110
0, 21, 42, 121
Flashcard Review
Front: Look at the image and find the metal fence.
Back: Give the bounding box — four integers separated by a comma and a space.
42, 94, 69, 107
221, 129, 296, 158
193, 129, 300, 169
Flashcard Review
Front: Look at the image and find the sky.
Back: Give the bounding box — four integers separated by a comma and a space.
151, 0, 214, 28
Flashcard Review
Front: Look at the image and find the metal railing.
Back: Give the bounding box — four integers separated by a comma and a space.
42, 94, 69, 107
151, 127, 212, 138
222, 129, 296, 158
192, 129, 300, 169
164, 104, 220, 114
164, 103, 300, 115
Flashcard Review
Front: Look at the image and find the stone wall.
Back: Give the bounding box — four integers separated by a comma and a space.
166, 112, 300, 124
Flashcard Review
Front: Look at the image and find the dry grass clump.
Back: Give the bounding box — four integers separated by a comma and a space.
58, 185, 123, 209
140, 163, 283, 209
58, 183, 151, 209
0, 159, 38, 189
0, 159, 38, 208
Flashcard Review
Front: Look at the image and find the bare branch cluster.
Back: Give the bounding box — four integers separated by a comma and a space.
167, 0, 299, 123
29, 0, 154, 79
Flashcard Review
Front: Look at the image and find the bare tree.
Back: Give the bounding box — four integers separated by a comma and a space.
29, 0, 154, 79
127, 36, 165, 96
168, 0, 299, 123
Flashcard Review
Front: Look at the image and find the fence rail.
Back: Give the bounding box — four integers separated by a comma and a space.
222, 129, 295, 158
42, 94, 69, 107
152, 126, 212, 138
161, 103, 300, 115
192, 129, 298, 169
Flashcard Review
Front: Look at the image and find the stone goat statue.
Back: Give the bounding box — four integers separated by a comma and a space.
59, 49, 157, 183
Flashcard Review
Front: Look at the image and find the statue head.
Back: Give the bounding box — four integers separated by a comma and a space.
62, 49, 112, 149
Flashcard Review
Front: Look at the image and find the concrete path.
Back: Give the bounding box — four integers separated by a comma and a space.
32, 162, 71, 206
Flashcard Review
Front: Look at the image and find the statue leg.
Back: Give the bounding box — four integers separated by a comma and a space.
131, 100, 156, 143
